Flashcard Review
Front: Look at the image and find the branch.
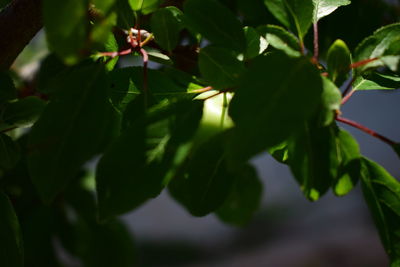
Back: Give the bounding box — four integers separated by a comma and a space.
0, 0, 43, 70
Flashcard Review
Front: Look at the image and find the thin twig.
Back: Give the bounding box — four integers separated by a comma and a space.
336, 116, 396, 146
0, 127, 17, 134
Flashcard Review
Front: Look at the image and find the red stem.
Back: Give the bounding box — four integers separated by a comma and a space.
190, 86, 213, 93
99, 48, 132, 58
336, 116, 396, 146
313, 22, 319, 62
350, 57, 378, 69
140, 47, 149, 106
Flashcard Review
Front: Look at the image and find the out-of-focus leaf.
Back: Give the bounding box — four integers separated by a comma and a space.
151, 6, 183, 52
184, 0, 246, 52
43, 0, 89, 64
216, 164, 262, 226
0, 72, 17, 104
243, 26, 267, 60
28, 64, 113, 203
198, 46, 245, 90
327, 39, 351, 86
0, 133, 20, 170
92, 0, 116, 13
1, 97, 46, 129
258, 25, 301, 57
360, 158, 400, 266
228, 52, 323, 162
0, 192, 23, 267
146, 47, 173, 65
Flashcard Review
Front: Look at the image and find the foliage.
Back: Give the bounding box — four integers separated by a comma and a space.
0, 0, 399, 266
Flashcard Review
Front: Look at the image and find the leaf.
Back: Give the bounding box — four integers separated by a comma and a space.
0, 72, 17, 104
319, 77, 342, 126
97, 98, 204, 219
28, 64, 113, 203
312, 0, 350, 23
151, 6, 183, 52
0, 133, 20, 170
128, 0, 143, 10
333, 129, 361, 196
198, 46, 245, 90
1, 97, 46, 129
183, 0, 246, 52
360, 158, 400, 265
37, 54, 68, 94
327, 39, 352, 86
145, 47, 173, 65
0, 192, 23, 267
263, 0, 314, 39
354, 23, 400, 74
216, 164, 262, 226
354, 73, 400, 91
258, 25, 301, 57
43, 0, 89, 64
228, 52, 323, 162
92, 0, 116, 13
169, 132, 235, 216
116, 0, 136, 29
243, 26, 267, 60
288, 124, 339, 201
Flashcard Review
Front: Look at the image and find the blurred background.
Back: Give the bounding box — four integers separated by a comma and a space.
10, 0, 400, 265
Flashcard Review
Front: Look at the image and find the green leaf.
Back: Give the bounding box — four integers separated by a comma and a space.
216, 164, 262, 226
116, 0, 136, 29
228, 52, 323, 162
0, 133, 20, 170
333, 129, 360, 196
183, 0, 246, 52
92, 0, 116, 13
360, 158, 400, 265
288, 124, 339, 201
169, 132, 235, 216
354, 73, 400, 91
151, 6, 183, 52
258, 25, 301, 57
243, 26, 267, 60
0, 192, 23, 267
198, 46, 245, 90
1, 97, 46, 130
354, 23, 400, 73
327, 39, 352, 86
312, 0, 350, 23
128, 0, 143, 10
43, 0, 89, 64
145, 47, 173, 66
319, 77, 342, 126
37, 54, 68, 94
263, 0, 314, 39
0, 72, 17, 104
28, 64, 113, 203
108, 67, 188, 111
